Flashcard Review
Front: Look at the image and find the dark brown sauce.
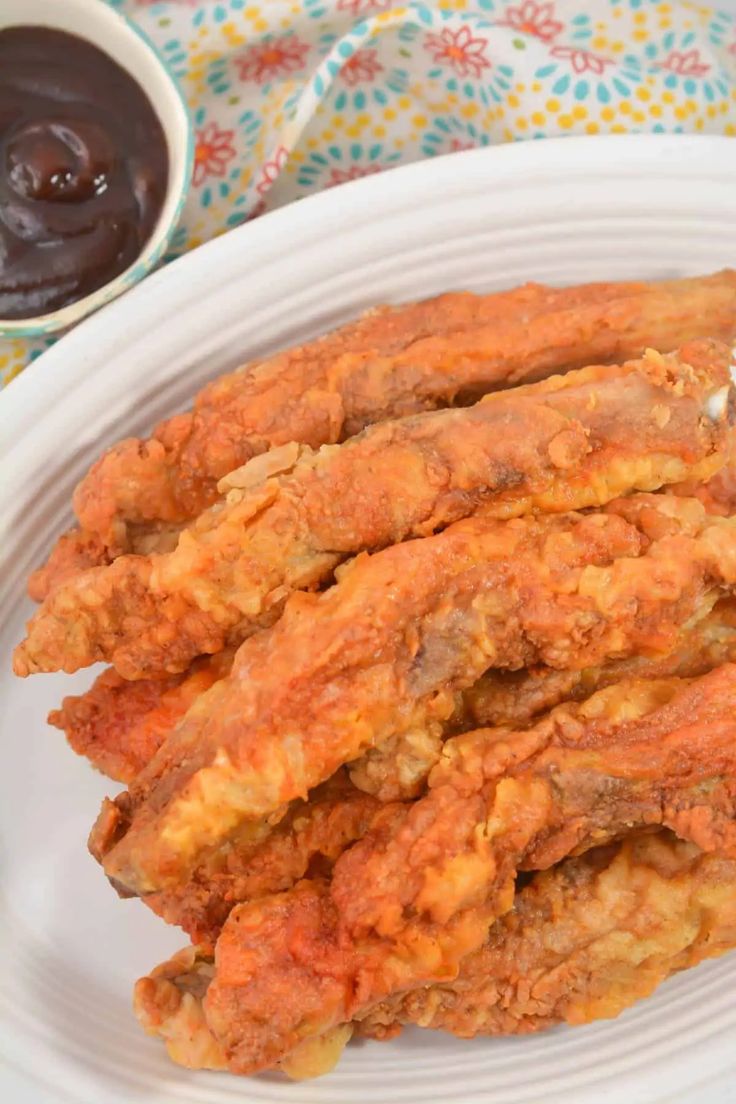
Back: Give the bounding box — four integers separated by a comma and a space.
0, 26, 169, 319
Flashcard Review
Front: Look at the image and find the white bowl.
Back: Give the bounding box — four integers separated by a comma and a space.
0, 0, 193, 337
2, 135, 736, 1104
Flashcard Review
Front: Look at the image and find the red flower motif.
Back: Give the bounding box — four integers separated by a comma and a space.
549, 45, 614, 75
256, 146, 289, 197
337, 0, 392, 13
193, 122, 236, 187
450, 138, 478, 153
341, 48, 384, 87
425, 26, 491, 79
499, 1, 563, 43
248, 199, 267, 221
729, 38, 736, 57
659, 48, 711, 78
328, 165, 382, 187
235, 35, 309, 84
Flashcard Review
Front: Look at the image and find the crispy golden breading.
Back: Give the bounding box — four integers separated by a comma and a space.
60, 599, 736, 943
351, 597, 736, 800
133, 945, 353, 1080
17, 270, 736, 1085
134, 947, 227, 1071
699, 451, 736, 516
27, 529, 116, 602
16, 341, 732, 679
89, 495, 736, 896
27, 521, 184, 603
671, 426, 736, 517
133, 830, 736, 1074
49, 596, 736, 796
29, 270, 736, 598
89, 495, 736, 895
463, 595, 736, 729
143, 772, 380, 944
47, 651, 234, 783
356, 831, 736, 1040
197, 666, 736, 1074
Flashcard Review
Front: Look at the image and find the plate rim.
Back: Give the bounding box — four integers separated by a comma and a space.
3, 131, 736, 1104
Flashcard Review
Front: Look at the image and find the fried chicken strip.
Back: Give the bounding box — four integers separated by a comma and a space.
28, 521, 185, 600
91, 495, 736, 896
356, 831, 736, 1040
464, 596, 736, 730
15, 340, 733, 680
133, 945, 352, 1079
195, 666, 736, 1074
49, 594, 736, 794
142, 772, 381, 944
32, 269, 736, 598
134, 829, 736, 1074
143, 612, 736, 941
45, 595, 736, 797
671, 426, 736, 517
353, 596, 736, 799
60, 598, 736, 943
47, 650, 234, 783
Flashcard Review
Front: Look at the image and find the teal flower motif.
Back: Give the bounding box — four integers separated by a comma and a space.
561, 11, 594, 46
706, 9, 735, 49
191, 0, 245, 30
164, 224, 189, 263
239, 109, 262, 146
304, 0, 330, 19
420, 116, 493, 158
535, 44, 641, 103
206, 54, 231, 97
330, 52, 410, 112
397, 22, 422, 49
296, 142, 402, 191
28, 336, 57, 361
159, 37, 189, 82
643, 32, 731, 101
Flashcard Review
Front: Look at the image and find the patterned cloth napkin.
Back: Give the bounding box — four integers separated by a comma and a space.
2, 0, 734, 386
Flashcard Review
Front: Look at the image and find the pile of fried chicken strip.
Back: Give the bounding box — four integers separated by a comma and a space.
15, 269, 736, 1081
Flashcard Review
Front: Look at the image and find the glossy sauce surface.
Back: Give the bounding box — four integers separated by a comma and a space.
0, 26, 169, 319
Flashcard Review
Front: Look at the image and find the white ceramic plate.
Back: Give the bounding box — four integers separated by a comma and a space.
2, 134, 736, 1104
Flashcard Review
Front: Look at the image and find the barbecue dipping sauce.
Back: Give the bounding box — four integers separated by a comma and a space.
0, 26, 169, 319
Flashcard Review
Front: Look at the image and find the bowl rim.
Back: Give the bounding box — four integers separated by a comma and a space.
0, 0, 194, 337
